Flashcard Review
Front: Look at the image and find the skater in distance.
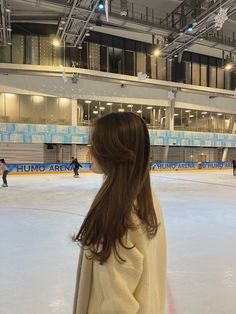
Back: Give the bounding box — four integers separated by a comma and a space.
71, 157, 83, 177
0, 158, 9, 188
73, 112, 167, 314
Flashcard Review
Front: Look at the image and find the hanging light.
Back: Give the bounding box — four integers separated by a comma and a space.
187, 24, 193, 32
153, 48, 161, 57
225, 63, 233, 71
98, 0, 104, 10
52, 38, 60, 47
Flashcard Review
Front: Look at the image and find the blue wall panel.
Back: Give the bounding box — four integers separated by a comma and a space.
1, 123, 236, 147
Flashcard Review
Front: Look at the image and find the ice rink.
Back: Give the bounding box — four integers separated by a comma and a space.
0, 170, 236, 314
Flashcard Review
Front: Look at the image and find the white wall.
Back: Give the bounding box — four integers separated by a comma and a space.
0, 143, 44, 163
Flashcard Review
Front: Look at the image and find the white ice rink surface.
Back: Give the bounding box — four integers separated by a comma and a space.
0, 170, 236, 314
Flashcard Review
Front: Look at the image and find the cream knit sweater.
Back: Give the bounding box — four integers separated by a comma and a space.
73, 192, 167, 314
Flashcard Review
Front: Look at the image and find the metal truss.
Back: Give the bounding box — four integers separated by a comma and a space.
161, 0, 236, 59
0, 0, 11, 46
56, 0, 99, 47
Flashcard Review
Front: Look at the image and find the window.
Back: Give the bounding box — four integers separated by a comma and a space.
185, 62, 192, 84
209, 66, 217, 88
124, 50, 135, 75
200, 64, 207, 86
192, 63, 200, 85
217, 67, 224, 89
100, 46, 108, 72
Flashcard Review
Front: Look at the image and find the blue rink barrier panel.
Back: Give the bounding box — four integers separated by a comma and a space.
7, 162, 233, 174
8, 163, 91, 174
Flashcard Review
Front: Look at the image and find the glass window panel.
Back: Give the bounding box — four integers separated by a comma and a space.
209, 66, 217, 88
151, 55, 157, 79
0, 94, 5, 121
200, 64, 207, 86
31, 36, 39, 65
58, 98, 72, 125
47, 98, 59, 124
100, 46, 108, 72
0, 46, 11, 63
12, 35, 24, 64
113, 48, 123, 74
5, 94, 19, 123
89, 43, 100, 71
185, 61, 191, 84
39, 36, 53, 66
146, 54, 151, 78
136, 52, 146, 74
124, 50, 135, 76
19, 95, 33, 123
157, 57, 166, 80
108, 47, 113, 72
217, 67, 224, 89
78, 43, 88, 69
32, 96, 47, 124
192, 63, 200, 85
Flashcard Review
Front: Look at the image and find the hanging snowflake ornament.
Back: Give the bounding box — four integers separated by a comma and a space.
168, 91, 175, 101
214, 7, 228, 30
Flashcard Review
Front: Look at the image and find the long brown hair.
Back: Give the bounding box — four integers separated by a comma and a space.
74, 112, 158, 264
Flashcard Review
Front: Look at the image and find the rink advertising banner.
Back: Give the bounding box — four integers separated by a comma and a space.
201, 162, 232, 169
151, 162, 232, 171
8, 163, 91, 174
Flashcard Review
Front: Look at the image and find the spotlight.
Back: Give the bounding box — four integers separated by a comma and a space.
153, 49, 161, 57
225, 63, 233, 71
52, 38, 60, 47
187, 24, 193, 32
78, 45, 83, 50
98, 0, 104, 10
85, 32, 90, 37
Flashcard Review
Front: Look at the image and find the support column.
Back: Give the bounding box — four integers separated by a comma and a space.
163, 146, 169, 162
166, 91, 176, 131
222, 148, 229, 162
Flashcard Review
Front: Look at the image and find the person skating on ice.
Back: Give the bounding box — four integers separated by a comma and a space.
73, 112, 167, 314
232, 157, 236, 176
0, 159, 9, 187
71, 157, 83, 177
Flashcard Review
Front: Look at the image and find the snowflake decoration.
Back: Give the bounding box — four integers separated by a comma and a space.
62, 69, 68, 83
214, 7, 228, 30
168, 91, 175, 101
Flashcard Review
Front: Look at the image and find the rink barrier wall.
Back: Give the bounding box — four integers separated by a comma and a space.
7, 163, 91, 174
6, 162, 233, 174
151, 162, 232, 171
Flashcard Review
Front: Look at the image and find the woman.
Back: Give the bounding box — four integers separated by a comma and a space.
73, 112, 167, 314
0, 158, 9, 187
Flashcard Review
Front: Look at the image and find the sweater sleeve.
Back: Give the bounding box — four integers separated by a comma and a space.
95, 243, 144, 314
